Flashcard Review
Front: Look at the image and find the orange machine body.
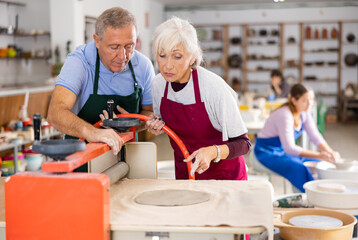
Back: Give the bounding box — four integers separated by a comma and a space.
5, 172, 110, 240
5, 131, 134, 240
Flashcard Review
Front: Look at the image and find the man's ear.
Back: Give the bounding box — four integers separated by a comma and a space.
93, 34, 100, 48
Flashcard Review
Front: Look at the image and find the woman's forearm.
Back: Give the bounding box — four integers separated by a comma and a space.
317, 142, 333, 153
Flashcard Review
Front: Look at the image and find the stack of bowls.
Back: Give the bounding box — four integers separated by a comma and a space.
23, 149, 43, 171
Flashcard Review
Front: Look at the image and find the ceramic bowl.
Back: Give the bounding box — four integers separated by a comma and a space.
25, 156, 43, 171
335, 158, 357, 170
316, 161, 358, 181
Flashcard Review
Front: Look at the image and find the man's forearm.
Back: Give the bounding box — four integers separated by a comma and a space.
48, 109, 95, 140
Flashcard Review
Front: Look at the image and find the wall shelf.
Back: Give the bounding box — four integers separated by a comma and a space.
0, 0, 25, 7
0, 32, 50, 37
304, 78, 338, 82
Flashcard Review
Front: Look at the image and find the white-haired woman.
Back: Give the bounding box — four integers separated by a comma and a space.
147, 17, 251, 180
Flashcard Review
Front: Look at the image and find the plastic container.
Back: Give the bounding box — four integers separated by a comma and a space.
1, 160, 27, 176
3, 152, 24, 161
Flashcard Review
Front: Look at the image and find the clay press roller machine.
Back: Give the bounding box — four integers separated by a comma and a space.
3, 102, 274, 240
4, 110, 140, 240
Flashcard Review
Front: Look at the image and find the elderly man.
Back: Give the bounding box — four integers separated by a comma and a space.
47, 7, 154, 169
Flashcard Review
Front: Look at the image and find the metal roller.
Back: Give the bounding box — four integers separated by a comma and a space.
102, 161, 129, 185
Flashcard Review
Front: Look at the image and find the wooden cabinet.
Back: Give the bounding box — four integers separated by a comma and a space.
195, 20, 358, 117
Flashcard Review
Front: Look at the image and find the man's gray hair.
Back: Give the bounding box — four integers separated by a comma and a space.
152, 16, 202, 68
95, 7, 137, 40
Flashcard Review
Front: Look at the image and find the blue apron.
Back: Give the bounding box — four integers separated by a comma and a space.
254, 123, 319, 192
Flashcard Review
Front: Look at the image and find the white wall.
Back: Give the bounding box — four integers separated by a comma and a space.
166, 6, 358, 24
50, 0, 84, 63
0, 0, 51, 86
50, 0, 164, 62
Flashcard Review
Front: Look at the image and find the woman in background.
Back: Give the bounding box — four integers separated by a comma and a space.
146, 17, 251, 180
270, 69, 290, 98
254, 83, 340, 192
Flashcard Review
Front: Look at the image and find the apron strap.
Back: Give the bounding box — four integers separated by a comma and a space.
93, 50, 100, 95
164, 82, 169, 98
192, 69, 201, 103
128, 61, 138, 89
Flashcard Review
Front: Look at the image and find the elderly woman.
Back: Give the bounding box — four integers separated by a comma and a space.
254, 83, 340, 192
147, 17, 251, 180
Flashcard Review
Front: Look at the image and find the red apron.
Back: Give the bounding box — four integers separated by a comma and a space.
160, 69, 247, 180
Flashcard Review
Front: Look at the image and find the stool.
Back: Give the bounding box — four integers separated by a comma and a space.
249, 148, 288, 194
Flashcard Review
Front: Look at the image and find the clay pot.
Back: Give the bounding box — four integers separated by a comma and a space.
228, 54, 242, 68
346, 33, 355, 43
306, 26, 311, 39
322, 28, 328, 39
331, 28, 338, 39
212, 29, 222, 40
247, 28, 255, 37
344, 53, 358, 66
314, 29, 320, 39
287, 37, 296, 43
271, 29, 280, 36
230, 37, 241, 45
259, 29, 267, 36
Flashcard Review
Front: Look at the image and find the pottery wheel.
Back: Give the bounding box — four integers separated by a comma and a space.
316, 183, 346, 193
134, 189, 211, 207
289, 215, 343, 228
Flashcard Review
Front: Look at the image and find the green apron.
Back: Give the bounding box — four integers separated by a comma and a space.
67, 50, 142, 172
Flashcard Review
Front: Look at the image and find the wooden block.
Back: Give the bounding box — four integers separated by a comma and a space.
326, 113, 337, 123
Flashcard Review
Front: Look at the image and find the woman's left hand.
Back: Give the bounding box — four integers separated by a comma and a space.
184, 146, 217, 177
146, 114, 165, 135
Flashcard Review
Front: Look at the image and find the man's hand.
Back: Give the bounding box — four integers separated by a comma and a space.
85, 127, 124, 155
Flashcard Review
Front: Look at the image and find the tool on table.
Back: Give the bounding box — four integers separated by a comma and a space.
273, 194, 313, 208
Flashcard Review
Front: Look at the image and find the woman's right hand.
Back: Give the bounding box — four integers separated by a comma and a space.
146, 114, 165, 135
319, 151, 335, 163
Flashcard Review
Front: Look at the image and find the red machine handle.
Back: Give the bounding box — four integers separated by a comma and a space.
93, 114, 194, 180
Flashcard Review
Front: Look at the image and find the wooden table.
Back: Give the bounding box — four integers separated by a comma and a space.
341, 96, 358, 123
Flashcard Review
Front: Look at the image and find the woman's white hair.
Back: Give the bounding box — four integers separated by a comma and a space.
152, 16, 202, 68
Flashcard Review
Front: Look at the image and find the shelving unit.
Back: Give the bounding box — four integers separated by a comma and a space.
195, 20, 358, 119
0, 131, 63, 174
243, 23, 282, 93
